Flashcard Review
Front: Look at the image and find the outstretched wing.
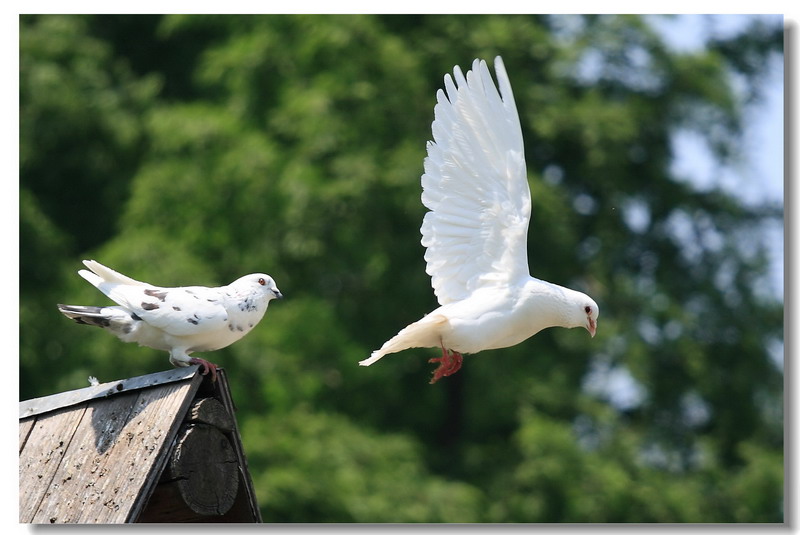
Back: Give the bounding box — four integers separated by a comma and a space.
420, 56, 531, 305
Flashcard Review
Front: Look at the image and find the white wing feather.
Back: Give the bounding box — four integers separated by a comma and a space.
79, 261, 229, 336
420, 56, 531, 305
111, 286, 229, 336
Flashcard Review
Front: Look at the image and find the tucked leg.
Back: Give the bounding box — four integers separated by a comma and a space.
429, 343, 464, 384
170, 350, 218, 382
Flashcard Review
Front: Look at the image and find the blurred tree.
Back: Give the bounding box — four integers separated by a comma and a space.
19, 14, 783, 522
20, 15, 160, 253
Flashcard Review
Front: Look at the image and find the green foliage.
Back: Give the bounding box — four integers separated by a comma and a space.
20, 15, 160, 252
20, 14, 782, 522
243, 407, 483, 522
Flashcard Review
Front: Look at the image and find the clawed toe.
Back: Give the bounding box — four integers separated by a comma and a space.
189, 357, 218, 382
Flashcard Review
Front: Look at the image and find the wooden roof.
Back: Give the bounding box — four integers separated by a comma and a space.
19, 366, 261, 523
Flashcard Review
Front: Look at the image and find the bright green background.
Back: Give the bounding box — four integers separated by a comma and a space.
20, 15, 783, 522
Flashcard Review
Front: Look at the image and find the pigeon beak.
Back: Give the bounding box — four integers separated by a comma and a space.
586, 318, 597, 338
273, 290, 284, 300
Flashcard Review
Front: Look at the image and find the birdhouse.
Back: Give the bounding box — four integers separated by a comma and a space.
19, 367, 261, 523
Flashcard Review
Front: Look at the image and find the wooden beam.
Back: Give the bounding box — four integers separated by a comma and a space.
168, 423, 239, 516
19, 367, 200, 419
186, 397, 234, 432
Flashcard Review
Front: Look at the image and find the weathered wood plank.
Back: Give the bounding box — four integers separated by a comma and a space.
28, 377, 200, 523
19, 366, 199, 419
19, 405, 88, 523
29, 390, 140, 523
125, 373, 205, 522
213, 369, 262, 522
19, 417, 36, 453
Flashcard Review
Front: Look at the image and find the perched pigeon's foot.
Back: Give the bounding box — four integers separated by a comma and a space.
428, 347, 463, 384
189, 357, 218, 382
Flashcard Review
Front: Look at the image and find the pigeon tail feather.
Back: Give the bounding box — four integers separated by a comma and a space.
58, 304, 108, 325
360, 315, 449, 366
57, 304, 129, 331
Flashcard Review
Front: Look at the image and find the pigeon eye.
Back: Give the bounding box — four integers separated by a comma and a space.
258, 278, 266, 286
584, 306, 591, 315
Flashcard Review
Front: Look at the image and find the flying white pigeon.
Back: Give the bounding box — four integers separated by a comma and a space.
359, 56, 599, 383
58, 260, 283, 380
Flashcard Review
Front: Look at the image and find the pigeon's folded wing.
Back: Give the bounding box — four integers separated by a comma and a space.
104, 284, 229, 336
78, 261, 230, 336
421, 56, 531, 306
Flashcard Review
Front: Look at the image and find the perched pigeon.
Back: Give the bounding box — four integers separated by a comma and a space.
359, 57, 599, 383
58, 260, 283, 380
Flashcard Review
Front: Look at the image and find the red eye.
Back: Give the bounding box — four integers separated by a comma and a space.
258, 278, 266, 286
584, 306, 591, 314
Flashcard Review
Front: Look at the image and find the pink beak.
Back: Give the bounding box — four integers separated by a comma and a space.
587, 318, 597, 338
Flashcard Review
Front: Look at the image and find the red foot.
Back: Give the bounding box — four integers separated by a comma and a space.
189, 357, 218, 382
429, 345, 463, 384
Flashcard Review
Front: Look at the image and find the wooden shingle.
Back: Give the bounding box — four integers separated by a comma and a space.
19, 367, 261, 523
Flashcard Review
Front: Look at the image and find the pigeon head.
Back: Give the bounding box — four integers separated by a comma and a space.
558, 288, 599, 338
582, 298, 599, 338
232, 273, 284, 301
573, 294, 599, 338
